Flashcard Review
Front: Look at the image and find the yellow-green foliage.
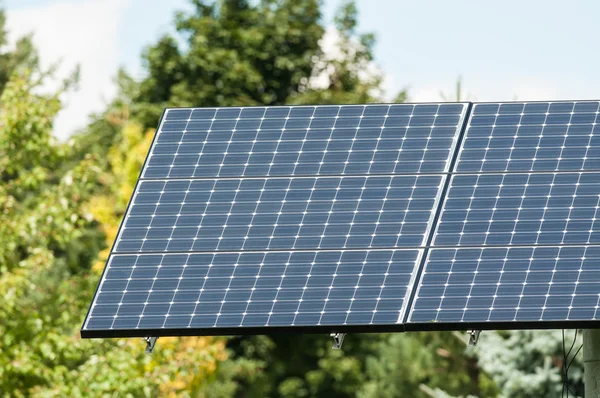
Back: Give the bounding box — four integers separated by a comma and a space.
0, 73, 230, 397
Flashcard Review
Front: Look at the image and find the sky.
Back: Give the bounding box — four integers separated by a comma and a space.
4, 0, 600, 139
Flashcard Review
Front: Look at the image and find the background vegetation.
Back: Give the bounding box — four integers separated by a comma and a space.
0, 1, 585, 396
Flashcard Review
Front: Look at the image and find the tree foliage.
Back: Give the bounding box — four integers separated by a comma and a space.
0, 10, 38, 94
0, 71, 241, 396
132, 0, 324, 129
473, 330, 583, 398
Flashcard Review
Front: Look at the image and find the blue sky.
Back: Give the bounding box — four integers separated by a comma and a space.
5, 0, 600, 138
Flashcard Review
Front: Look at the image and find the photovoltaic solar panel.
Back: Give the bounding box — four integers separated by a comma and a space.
409, 246, 600, 324
85, 249, 422, 333
84, 100, 600, 337
82, 103, 468, 337
433, 172, 600, 247
457, 101, 600, 173
144, 104, 466, 178
407, 101, 600, 330
115, 175, 443, 253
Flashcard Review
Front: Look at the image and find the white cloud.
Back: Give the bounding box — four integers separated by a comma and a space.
6, 0, 129, 139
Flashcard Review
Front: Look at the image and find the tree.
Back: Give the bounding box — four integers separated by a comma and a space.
357, 332, 498, 398
131, 0, 324, 129
0, 69, 242, 396
289, 1, 383, 105
472, 330, 583, 398
0, 10, 38, 94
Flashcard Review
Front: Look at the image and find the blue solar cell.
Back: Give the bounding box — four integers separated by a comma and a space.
457, 101, 600, 172
84, 249, 422, 331
434, 172, 600, 247
144, 104, 467, 178
115, 175, 444, 253
409, 246, 600, 324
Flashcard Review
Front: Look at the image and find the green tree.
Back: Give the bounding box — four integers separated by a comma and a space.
472, 330, 583, 398
0, 68, 241, 396
290, 1, 405, 105
357, 332, 497, 398
131, 0, 324, 129
0, 10, 38, 94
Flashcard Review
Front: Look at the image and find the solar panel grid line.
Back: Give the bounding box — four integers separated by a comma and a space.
313, 105, 343, 176
370, 175, 407, 249
240, 178, 270, 251
265, 250, 296, 326
166, 112, 195, 179
212, 251, 244, 328
506, 172, 534, 246
214, 178, 244, 251
341, 175, 376, 249
317, 250, 346, 326
315, 176, 347, 250
216, 110, 247, 178
158, 252, 192, 328
187, 252, 219, 328
263, 107, 293, 177
579, 110, 600, 172
363, 104, 390, 175
265, 178, 294, 250
400, 103, 474, 323
239, 108, 268, 178
109, 254, 142, 329
567, 245, 600, 321
134, 251, 166, 329
164, 180, 195, 252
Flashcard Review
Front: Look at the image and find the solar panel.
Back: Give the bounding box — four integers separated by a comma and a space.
433, 172, 600, 247
82, 103, 468, 337
84, 100, 600, 336
145, 104, 466, 178
115, 175, 444, 253
457, 101, 600, 173
85, 249, 423, 333
407, 100, 600, 330
409, 246, 600, 325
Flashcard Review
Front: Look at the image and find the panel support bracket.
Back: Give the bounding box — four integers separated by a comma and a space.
143, 336, 158, 354
467, 330, 481, 346
330, 333, 346, 350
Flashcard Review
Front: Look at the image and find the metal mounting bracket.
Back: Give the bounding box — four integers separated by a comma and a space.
143, 336, 158, 354
467, 330, 481, 346
330, 333, 346, 350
